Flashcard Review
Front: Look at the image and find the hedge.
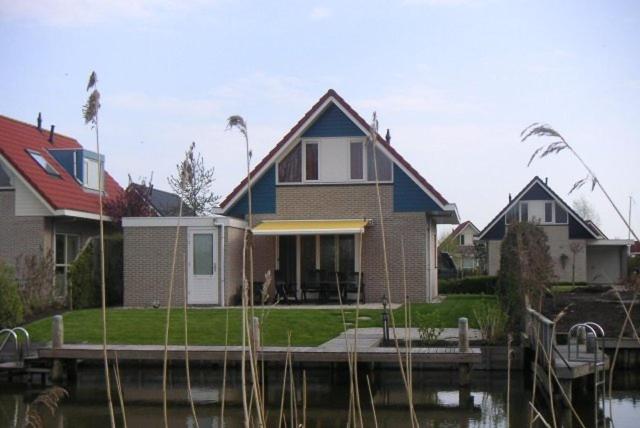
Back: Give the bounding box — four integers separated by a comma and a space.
69, 235, 123, 309
439, 275, 497, 294
0, 261, 24, 327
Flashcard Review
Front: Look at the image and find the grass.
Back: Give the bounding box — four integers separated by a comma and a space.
26, 295, 497, 347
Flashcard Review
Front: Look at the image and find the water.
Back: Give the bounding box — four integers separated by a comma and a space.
1, 365, 639, 427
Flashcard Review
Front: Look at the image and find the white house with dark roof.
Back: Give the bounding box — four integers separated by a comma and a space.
477, 176, 631, 284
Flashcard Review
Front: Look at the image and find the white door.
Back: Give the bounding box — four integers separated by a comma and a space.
187, 227, 219, 305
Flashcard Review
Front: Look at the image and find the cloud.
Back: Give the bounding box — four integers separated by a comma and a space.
0, 0, 215, 27
309, 6, 332, 21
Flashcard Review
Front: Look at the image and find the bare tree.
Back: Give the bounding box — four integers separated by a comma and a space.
168, 142, 219, 216
572, 195, 601, 226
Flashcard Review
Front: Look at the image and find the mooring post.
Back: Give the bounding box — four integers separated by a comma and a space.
252, 316, 261, 351
51, 315, 64, 383
458, 317, 469, 352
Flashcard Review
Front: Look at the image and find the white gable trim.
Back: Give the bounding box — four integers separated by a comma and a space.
223, 96, 447, 212
0, 153, 55, 215
477, 177, 599, 240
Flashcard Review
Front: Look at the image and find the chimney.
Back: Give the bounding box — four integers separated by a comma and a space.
509, 193, 512, 203
545, 177, 548, 185
385, 129, 391, 145
48, 125, 55, 144
37, 113, 42, 131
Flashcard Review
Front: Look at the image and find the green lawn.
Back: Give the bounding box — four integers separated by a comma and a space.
26, 295, 496, 347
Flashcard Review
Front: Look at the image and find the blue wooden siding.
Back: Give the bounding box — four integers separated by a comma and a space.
48, 149, 76, 179
393, 164, 441, 212
482, 217, 506, 240
302, 103, 365, 138
569, 216, 596, 239
226, 166, 276, 218
521, 182, 552, 200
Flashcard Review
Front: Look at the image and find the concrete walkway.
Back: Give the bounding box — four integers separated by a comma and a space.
320, 327, 483, 352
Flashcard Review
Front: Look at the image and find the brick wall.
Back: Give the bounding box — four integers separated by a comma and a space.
0, 190, 49, 272
123, 226, 187, 307
248, 184, 430, 303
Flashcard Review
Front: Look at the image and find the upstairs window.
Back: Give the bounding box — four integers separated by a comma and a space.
350, 142, 363, 180
519, 202, 529, 222
506, 205, 519, 225
459, 234, 465, 245
27, 149, 60, 177
544, 202, 553, 223
305, 143, 318, 180
278, 143, 302, 183
83, 158, 102, 190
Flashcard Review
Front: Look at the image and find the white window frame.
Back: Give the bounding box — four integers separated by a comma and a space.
54, 233, 80, 298
276, 137, 393, 185
83, 158, 102, 191
543, 201, 554, 224
27, 149, 60, 177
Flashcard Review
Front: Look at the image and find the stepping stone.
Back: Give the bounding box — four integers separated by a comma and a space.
357, 316, 372, 321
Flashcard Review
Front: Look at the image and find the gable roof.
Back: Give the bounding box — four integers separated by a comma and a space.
129, 183, 196, 217
0, 114, 122, 217
220, 89, 450, 211
443, 221, 479, 244
584, 220, 607, 239
477, 176, 600, 240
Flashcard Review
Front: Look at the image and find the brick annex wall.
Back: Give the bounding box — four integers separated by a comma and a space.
0, 190, 49, 272
224, 225, 245, 305
124, 226, 187, 307
249, 184, 430, 303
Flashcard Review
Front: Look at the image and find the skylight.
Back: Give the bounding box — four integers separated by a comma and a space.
27, 149, 60, 177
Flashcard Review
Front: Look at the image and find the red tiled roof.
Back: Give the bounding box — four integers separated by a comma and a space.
449, 221, 471, 239
0, 114, 122, 215
220, 89, 449, 208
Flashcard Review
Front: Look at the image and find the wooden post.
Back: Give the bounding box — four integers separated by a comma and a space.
252, 316, 261, 351
458, 317, 469, 352
51, 315, 64, 383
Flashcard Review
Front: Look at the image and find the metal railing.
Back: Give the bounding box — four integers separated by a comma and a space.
0, 327, 31, 366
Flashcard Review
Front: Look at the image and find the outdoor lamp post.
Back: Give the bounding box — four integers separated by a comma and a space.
382, 294, 389, 345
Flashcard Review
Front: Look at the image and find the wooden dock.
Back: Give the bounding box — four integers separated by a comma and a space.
37, 343, 481, 364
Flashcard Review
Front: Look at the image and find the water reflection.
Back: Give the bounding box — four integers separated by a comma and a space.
1, 365, 639, 427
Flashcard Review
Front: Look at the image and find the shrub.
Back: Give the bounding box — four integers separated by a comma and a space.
439, 275, 497, 294
15, 250, 55, 316
497, 222, 554, 333
415, 313, 444, 345
473, 301, 507, 344
0, 260, 24, 327
68, 235, 123, 309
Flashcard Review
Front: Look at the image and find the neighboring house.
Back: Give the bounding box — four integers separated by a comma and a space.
123, 89, 459, 306
0, 114, 122, 298
440, 221, 480, 272
477, 176, 631, 284
129, 182, 196, 216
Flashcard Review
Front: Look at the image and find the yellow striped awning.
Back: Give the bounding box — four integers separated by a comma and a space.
252, 219, 369, 236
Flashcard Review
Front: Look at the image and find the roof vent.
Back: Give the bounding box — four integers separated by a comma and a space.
48, 125, 55, 144
37, 113, 42, 131
545, 177, 548, 185
509, 193, 512, 203
385, 129, 391, 145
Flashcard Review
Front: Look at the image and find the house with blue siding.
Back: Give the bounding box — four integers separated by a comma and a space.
220, 89, 459, 304
477, 177, 631, 284
122, 89, 458, 306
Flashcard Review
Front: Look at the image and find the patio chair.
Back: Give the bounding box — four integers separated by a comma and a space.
301, 269, 323, 303
275, 270, 297, 304
343, 272, 365, 304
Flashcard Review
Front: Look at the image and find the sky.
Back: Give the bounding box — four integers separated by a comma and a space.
0, 0, 638, 239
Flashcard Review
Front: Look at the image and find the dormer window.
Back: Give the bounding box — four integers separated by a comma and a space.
83, 157, 102, 190
27, 149, 60, 177
277, 139, 393, 184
